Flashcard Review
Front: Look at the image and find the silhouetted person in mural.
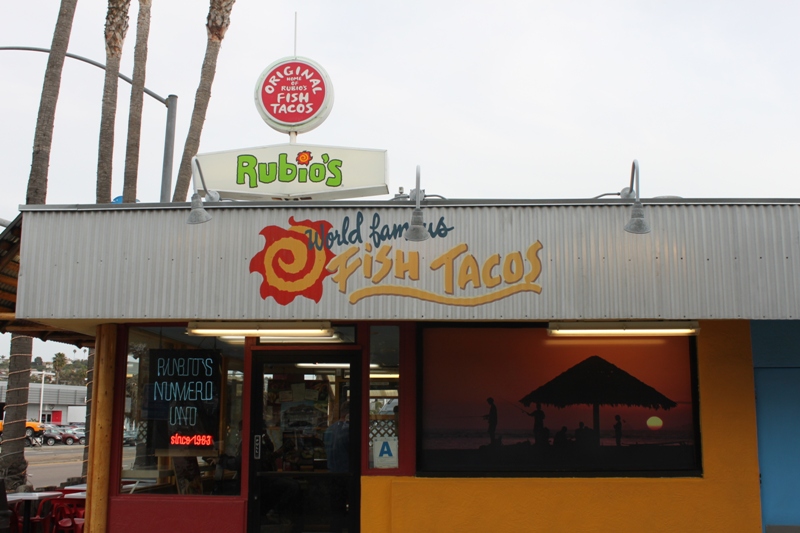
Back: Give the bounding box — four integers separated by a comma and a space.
540, 426, 551, 447
575, 421, 590, 449
484, 397, 498, 445
526, 403, 546, 445
553, 426, 569, 448
614, 415, 623, 447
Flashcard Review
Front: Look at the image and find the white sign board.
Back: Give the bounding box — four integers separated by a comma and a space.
193, 143, 388, 201
372, 437, 399, 469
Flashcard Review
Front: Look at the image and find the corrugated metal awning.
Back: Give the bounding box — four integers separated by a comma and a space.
0, 214, 94, 347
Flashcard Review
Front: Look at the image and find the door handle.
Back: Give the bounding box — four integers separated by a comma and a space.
254, 434, 262, 460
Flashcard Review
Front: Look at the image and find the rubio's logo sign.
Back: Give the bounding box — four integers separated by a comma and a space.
237, 150, 342, 189
250, 214, 543, 307
193, 144, 388, 201
191, 56, 388, 202
254, 57, 334, 134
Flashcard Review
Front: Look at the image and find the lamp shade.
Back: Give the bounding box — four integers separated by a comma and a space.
624, 200, 650, 234
186, 193, 212, 225
405, 208, 429, 241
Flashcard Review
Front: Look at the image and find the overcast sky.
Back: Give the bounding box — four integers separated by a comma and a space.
3, 0, 800, 214
2, 1, 800, 359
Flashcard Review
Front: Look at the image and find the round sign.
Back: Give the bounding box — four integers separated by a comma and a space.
254, 56, 334, 134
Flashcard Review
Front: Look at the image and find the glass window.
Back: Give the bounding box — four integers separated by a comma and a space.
419, 327, 700, 476
252, 357, 357, 531
122, 327, 244, 495
368, 325, 400, 470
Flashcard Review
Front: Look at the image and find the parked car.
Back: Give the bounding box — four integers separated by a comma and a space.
43, 424, 84, 445
0, 420, 45, 438
42, 428, 64, 446
69, 428, 87, 445
122, 430, 138, 446
61, 428, 86, 446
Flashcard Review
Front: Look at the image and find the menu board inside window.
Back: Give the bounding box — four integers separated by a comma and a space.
146, 349, 222, 452
262, 378, 331, 472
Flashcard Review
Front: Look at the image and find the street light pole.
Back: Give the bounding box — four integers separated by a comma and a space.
0, 46, 178, 202
31, 370, 56, 423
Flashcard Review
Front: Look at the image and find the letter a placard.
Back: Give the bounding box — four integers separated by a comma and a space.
372, 436, 398, 468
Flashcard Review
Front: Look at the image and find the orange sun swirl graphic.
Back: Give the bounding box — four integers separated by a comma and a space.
250, 217, 335, 305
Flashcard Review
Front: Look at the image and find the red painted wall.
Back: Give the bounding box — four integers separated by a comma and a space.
108, 496, 246, 532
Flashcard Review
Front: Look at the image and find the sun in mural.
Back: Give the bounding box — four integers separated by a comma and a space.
249, 217, 335, 305
296, 151, 313, 165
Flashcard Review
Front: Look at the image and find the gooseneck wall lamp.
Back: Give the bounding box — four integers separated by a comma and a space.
186, 193, 212, 225
622, 159, 651, 234
186, 157, 220, 225
405, 165, 430, 242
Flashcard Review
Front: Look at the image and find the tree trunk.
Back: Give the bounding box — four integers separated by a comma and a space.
122, 0, 152, 203
171, 0, 236, 202
96, 0, 131, 204
26, 0, 78, 206
3, 0, 78, 490
0, 335, 32, 491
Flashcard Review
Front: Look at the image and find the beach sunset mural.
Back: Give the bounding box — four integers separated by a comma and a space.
419, 327, 699, 474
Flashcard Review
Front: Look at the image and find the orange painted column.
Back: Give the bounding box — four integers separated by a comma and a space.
86, 324, 117, 533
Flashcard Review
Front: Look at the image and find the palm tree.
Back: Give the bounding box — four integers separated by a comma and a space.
2, 335, 34, 489
53, 352, 68, 384
172, 0, 237, 202
96, 0, 132, 203
2, 0, 78, 492
25, 0, 78, 205
122, 0, 153, 203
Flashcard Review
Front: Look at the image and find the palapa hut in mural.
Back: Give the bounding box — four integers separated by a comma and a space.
519, 355, 678, 437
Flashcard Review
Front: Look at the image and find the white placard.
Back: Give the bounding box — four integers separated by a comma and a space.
372, 436, 399, 468
193, 143, 388, 201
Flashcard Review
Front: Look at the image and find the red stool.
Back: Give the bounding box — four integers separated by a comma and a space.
24, 496, 60, 533
49, 500, 84, 533
9, 505, 20, 533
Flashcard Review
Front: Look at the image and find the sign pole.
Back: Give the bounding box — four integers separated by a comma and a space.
31, 371, 55, 422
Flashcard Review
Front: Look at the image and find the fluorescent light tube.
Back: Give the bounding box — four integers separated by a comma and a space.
548, 321, 698, 337
187, 321, 335, 337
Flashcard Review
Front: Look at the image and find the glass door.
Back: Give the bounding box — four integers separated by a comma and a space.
248, 351, 361, 533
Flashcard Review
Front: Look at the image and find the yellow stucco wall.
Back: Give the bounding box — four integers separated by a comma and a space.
362, 320, 762, 532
